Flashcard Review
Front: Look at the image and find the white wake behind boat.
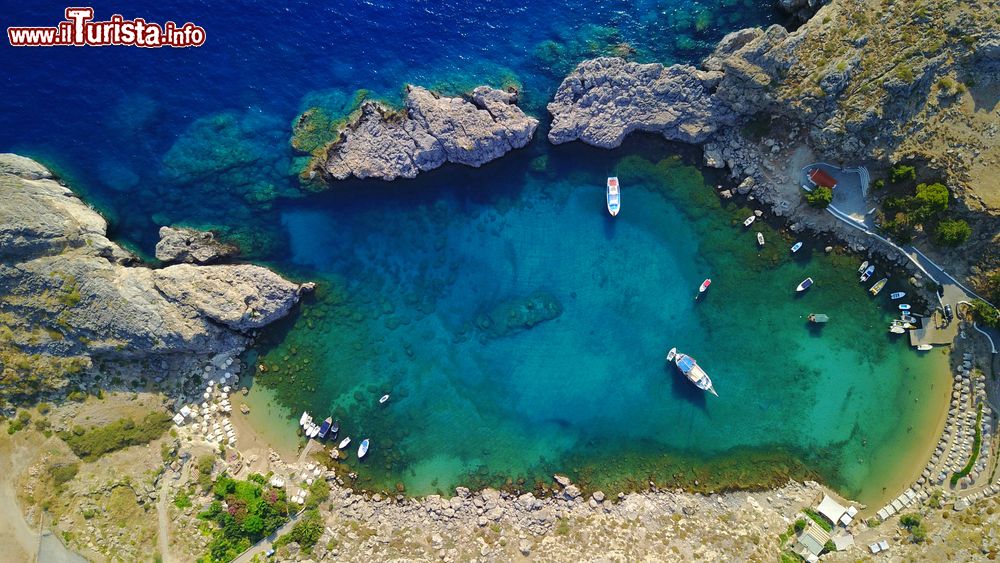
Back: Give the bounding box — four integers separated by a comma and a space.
666, 347, 718, 396
606, 177, 620, 216
358, 439, 370, 459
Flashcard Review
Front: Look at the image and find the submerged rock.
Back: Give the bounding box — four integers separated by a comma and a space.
0, 154, 305, 402
474, 292, 562, 340
319, 85, 538, 181
155, 226, 238, 264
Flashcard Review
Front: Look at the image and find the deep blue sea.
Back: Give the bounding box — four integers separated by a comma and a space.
1, 1, 949, 506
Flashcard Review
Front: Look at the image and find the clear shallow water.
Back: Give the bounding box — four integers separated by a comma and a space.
1, 1, 948, 506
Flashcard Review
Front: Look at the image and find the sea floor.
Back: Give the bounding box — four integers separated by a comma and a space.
246, 139, 951, 506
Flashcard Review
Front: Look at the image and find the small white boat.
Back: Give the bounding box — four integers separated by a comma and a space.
916, 344, 933, 351
695, 278, 711, 300
791, 242, 803, 253
756, 232, 765, 246
744, 215, 756, 227
889, 323, 906, 334
869, 278, 888, 296
890, 292, 906, 300
899, 304, 911, 311
858, 260, 869, 273
860, 265, 875, 282
307, 424, 319, 438
796, 278, 813, 292
808, 313, 829, 323
338, 436, 351, 449
358, 439, 370, 459
606, 177, 620, 216
299, 411, 310, 426
379, 394, 390, 404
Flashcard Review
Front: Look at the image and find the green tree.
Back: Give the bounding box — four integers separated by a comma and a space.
242, 514, 264, 537
888, 164, 916, 183
970, 300, 1000, 328
806, 186, 833, 208
934, 218, 971, 246
914, 182, 949, 216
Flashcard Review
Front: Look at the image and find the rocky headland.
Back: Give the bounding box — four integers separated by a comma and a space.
0, 154, 306, 406
302, 85, 538, 182
155, 226, 238, 265
549, 0, 1000, 286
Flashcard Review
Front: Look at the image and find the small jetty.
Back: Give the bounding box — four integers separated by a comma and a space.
908, 310, 957, 349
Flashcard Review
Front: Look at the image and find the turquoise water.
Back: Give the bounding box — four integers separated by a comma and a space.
1, 1, 948, 506
251, 139, 949, 505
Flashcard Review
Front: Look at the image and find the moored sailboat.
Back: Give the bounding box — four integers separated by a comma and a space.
666, 348, 718, 397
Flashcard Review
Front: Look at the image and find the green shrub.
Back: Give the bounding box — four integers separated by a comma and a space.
793, 518, 807, 533
174, 490, 192, 510
889, 164, 916, 183
805, 186, 833, 208
200, 473, 291, 561
275, 509, 322, 552
951, 404, 983, 486
50, 462, 79, 487
914, 182, 949, 216
896, 64, 915, 83
823, 539, 836, 553
59, 411, 172, 461
803, 508, 833, 532
970, 300, 1000, 328
872, 179, 886, 191
900, 513, 922, 529
934, 218, 971, 246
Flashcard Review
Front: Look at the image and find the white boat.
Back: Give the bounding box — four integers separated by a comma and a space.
666, 347, 718, 397
379, 394, 390, 404
860, 265, 875, 282
808, 313, 829, 323
916, 344, 933, 351
358, 439, 370, 459
695, 278, 711, 300
899, 304, 911, 311
756, 232, 765, 246
306, 423, 319, 438
858, 260, 869, 273
889, 324, 905, 334
869, 277, 888, 296
796, 277, 813, 292
744, 215, 756, 227
338, 436, 351, 449
299, 411, 310, 426
606, 177, 620, 216
791, 242, 803, 253
890, 292, 906, 300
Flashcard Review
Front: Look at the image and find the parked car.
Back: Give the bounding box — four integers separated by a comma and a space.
944, 304, 954, 320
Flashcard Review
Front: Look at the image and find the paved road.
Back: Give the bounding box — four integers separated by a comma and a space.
232, 510, 304, 563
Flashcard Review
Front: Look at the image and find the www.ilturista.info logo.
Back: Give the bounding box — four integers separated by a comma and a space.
7, 8, 206, 47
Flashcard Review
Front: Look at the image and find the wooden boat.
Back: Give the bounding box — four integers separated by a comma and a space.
379, 394, 390, 404
606, 177, 620, 216
695, 279, 711, 300
890, 292, 906, 300
808, 313, 829, 323
791, 242, 803, 253
916, 344, 933, 351
858, 260, 869, 273
869, 278, 888, 296
318, 417, 333, 439
338, 436, 351, 449
898, 304, 911, 311
796, 278, 813, 292
666, 347, 718, 396
358, 439, 370, 459
860, 265, 875, 282
744, 215, 756, 227
756, 232, 765, 246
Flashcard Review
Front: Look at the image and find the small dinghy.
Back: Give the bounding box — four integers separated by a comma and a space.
756, 232, 765, 246
860, 265, 875, 282
898, 304, 911, 311
338, 436, 351, 449
606, 177, 620, 216
695, 278, 711, 300
379, 394, 390, 405
796, 277, 813, 292
858, 260, 869, 273
358, 439, 370, 459
890, 292, 906, 300
743, 215, 756, 227
331, 420, 340, 434
916, 344, 933, 351
808, 313, 829, 323
869, 278, 888, 296
791, 242, 803, 253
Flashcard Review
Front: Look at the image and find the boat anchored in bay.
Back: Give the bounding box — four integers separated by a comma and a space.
606, 177, 620, 216
666, 348, 718, 397
695, 278, 711, 300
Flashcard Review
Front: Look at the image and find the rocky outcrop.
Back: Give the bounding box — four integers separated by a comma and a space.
320, 85, 538, 181
547, 58, 734, 148
473, 292, 562, 340
155, 226, 237, 264
0, 154, 304, 403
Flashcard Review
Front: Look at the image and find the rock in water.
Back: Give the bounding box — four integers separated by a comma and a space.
0, 154, 305, 401
320, 85, 538, 181
155, 226, 237, 264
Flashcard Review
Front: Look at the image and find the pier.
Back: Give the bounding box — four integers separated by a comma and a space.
909, 311, 959, 349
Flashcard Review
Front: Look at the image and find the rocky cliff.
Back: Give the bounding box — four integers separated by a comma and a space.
307, 85, 538, 182
0, 154, 305, 405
